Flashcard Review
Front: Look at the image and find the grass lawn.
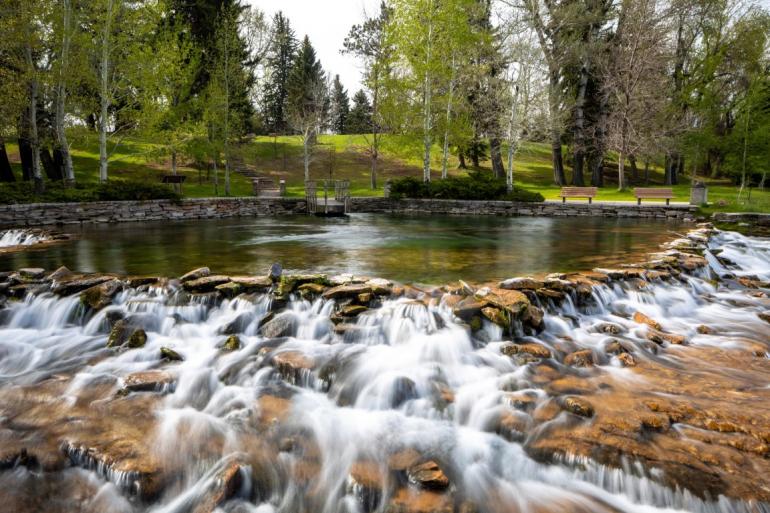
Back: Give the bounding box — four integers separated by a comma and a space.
4, 130, 769, 214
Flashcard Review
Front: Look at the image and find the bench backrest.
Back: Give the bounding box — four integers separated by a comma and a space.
161, 175, 186, 184
634, 188, 674, 198
560, 187, 597, 197
252, 178, 278, 189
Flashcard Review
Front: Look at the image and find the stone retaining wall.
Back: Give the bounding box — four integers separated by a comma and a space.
712, 212, 770, 226
351, 198, 697, 220
0, 197, 697, 227
0, 198, 307, 227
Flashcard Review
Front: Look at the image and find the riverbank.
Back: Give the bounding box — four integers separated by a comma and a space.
0, 225, 768, 512
0, 197, 697, 227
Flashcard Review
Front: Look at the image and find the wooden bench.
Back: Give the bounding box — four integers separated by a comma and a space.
252, 178, 285, 198
634, 188, 674, 205
161, 175, 186, 192
560, 187, 598, 204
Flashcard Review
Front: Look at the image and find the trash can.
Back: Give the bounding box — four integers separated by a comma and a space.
383, 179, 392, 199
690, 181, 708, 206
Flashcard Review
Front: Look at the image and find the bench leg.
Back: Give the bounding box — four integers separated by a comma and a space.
562, 197, 566, 204
666, 199, 670, 206
637, 199, 641, 206
589, 198, 592, 204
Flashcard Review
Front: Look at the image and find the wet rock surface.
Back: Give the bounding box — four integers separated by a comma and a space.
0, 226, 769, 512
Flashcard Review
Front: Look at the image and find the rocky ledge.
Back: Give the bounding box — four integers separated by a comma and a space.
0, 224, 769, 512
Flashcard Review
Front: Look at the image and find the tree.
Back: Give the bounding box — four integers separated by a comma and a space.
343, 1, 393, 189
347, 90, 373, 135
329, 75, 350, 134
287, 36, 327, 182
263, 12, 297, 134
53, 0, 76, 183
602, 0, 668, 191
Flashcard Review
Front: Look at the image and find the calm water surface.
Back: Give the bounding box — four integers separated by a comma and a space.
0, 215, 684, 283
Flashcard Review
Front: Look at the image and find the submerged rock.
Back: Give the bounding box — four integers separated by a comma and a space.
560, 396, 594, 417
501, 343, 551, 359
564, 349, 594, 367
222, 335, 241, 352
633, 311, 662, 330
127, 329, 148, 349
123, 370, 175, 392
160, 347, 183, 361
260, 314, 296, 338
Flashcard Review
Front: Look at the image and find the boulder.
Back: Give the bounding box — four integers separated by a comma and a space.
617, 353, 636, 367
127, 329, 148, 349
499, 277, 545, 290
501, 343, 551, 359
452, 299, 485, 322
339, 305, 368, 318
407, 460, 449, 490
297, 282, 326, 296
126, 276, 161, 288
260, 314, 296, 339
481, 306, 509, 329
365, 278, 393, 295
52, 275, 114, 296
323, 283, 373, 300
18, 268, 45, 280
215, 282, 242, 298
646, 328, 686, 345
272, 351, 314, 385
123, 370, 175, 392
183, 275, 231, 293
190, 457, 244, 513
230, 276, 273, 292
80, 279, 122, 310
759, 311, 770, 324
278, 274, 329, 295
160, 347, 184, 361
475, 287, 530, 317
268, 262, 283, 282
564, 349, 594, 367
524, 305, 544, 329
596, 322, 625, 335
633, 312, 662, 330
47, 266, 74, 281
697, 325, 715, 335
180, 267, 210, 283
222, 335, 241, 352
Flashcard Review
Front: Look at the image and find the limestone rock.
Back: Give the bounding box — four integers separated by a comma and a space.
123, 370, 175, 392
47, 266, 74, 281
560, 396, 594, 417
180, 267, 210, 283
260, 314, 296, 339
564, 349, 594, 367
501, 343, 551, 359
230, 276, 272, 291
52, 275, 114, 296
481, 306, 509, 329
633, 311, 662, 330
127, 329, 148, 349
183, 275, 231, 293
499, 277, 545, 290
80, 279, 122, 310
222, 335, 241, 352
407, 460, 449, 490
759, 311, 770, 324
323, 284, 372, 300
18, 268, 45, 280
215, 282, 242, 298
160, 347, 183, 361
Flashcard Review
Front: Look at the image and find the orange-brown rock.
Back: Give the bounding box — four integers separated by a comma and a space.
633, 311, 662, 330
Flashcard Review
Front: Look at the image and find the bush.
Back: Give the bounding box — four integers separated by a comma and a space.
0, 180, 181, 205
389, 173, 544, 202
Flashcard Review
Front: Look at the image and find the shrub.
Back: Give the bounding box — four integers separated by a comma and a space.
0, 180, 181, 205
389, 173, 544, 202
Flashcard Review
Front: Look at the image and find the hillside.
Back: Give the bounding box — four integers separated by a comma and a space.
4, 130, 768, 213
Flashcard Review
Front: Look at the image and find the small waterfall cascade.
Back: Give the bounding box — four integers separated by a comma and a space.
0, 229, 49, 248
0, 228, 768, 513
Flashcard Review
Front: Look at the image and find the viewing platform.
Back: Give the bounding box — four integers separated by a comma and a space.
305, 180, 350, 217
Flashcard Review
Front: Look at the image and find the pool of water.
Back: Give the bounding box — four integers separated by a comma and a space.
0, 215, 684, 283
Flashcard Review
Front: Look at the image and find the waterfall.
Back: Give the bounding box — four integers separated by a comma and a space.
0, 229, 768, 513
0, 229, 48, 248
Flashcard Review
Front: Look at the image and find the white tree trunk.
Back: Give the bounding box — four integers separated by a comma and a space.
617, 151, 625, 191
303, 131, 311, 183
506, 84, 520, 192
98, 0, 114, 183
422, 1, 434, 183
24, 46, 43, 191
441, 55, 456, 180
56, 0, 74, 183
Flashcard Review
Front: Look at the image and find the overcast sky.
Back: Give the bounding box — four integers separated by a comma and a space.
249, 0, 381, 94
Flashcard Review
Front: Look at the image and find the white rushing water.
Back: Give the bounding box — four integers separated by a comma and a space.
0, 229, 47, 248
0, 230, 768, 513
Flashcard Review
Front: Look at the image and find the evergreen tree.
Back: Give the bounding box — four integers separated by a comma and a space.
347, 90, 373, 134
330, 75, 350, 134
263, 12, 297, 134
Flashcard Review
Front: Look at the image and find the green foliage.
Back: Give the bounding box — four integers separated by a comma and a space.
347, 90, 373, 134
389, 173, 544, 202
262, 12, 298, 134
0, 181, 181, 205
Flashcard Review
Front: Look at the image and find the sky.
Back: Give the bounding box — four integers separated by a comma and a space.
249, 0, 381, 94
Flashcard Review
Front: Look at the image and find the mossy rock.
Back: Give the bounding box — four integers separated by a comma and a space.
223, 335, 241, 352
278, 274, 330, 296
160, 346, 183, 361
215, 282, 243, 298
127, 329, 148, 349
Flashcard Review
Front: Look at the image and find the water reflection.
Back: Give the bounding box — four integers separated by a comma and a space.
0, 215, 683, 282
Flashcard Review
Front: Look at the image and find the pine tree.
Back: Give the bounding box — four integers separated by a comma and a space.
329, 75, 350, 134
263, 12, 297, 134
347, 90, 373, 134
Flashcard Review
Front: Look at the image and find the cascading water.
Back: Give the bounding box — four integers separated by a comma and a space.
0, 228, 768, 513
0, 229, 48, 248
